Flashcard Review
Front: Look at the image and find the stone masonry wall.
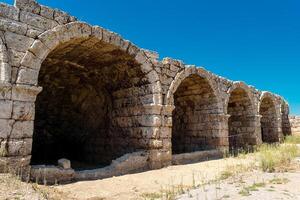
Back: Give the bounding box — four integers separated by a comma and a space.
0, 0, 292, 182
290, 116, 300, 136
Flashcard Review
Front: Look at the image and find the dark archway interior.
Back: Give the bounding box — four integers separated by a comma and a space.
227, 88, 254, 151
172, 74, 220, 154
259, 97, 278, 143
281, 103, 291, 136
31, 37, 149, 170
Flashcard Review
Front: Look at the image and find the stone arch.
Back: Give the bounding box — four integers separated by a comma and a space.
226, 82, 257, 151
16, 22, 160, 87
166, 67, 224, 155
0, 32, 11, 83
281, 99, 291, 136
259, 92, 280, 143
15, 22, 162, 170
165, 67, 221, 106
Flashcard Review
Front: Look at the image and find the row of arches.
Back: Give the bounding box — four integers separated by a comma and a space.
169, 71, 288, 156
8, 22, 289, 172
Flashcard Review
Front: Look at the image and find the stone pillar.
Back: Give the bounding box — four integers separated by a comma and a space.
0, 84, 41, 175
253, 114, 263, 145
217, 114, 230, 152
148, 105, 173, 169
277, 116, 284, 142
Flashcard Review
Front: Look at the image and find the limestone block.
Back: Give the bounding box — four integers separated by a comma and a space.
137, 115, 161, 127
65, 22, 92, 39
40, 5, 54, 20
0, 62, 11, 82
54, 9, 69, 24
0, 100, 12, 119
146, 70, 159, 83
4, 32, 34, 52
0, 44, 8, 63
92, 26, 103, 40
110, 32, 122, 47
38, 28, 60, 50
0, 3, 19, 21
127, 43, 139, 56
0, 17, 27, 35
10, 121, 33, 139
16, 66, 39, 85
0, 83, 12, 99
7, 49, 25, 67
15, 0, 40, 14
12, 101, 35, 120
119, 39, 130, 52
30, 165, 75, 184
58, 158, 71, 169
12, 85, 42, 102
7, 138, 32, 156
20, 11, 58, 31
28, 40, 49, 60
102, 29, 111, 43
20, 51, 42, 70
26, 25, 43, 38
149, 139, 163, 149
0, 119, 13, 139
0, 155, 31, 172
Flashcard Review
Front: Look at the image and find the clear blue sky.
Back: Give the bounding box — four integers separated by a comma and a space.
3, 0, 300, 115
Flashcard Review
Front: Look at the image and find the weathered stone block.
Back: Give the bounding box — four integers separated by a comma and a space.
0, 3, 19, 21
4, 32, 34, 52
0, 119, 13, 139
11, 121, 33, 139
0, 17, 27, 35
0, 100, 12, 118
12, 85, 42, 102
20, 11, 58, 31
7, 138, 32, 156
15, 0, 40, 14
54, 9, 69, 24
7, 48, 25, 67
0, 62, 11, 82
16, 66, 39, 85
40, 5, 54, 20
20, 51, 42, 70
12, 101, 35, 120
58, 158, 71, 169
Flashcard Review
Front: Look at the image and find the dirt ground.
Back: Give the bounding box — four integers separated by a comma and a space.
1, 156, 299, 200
178, 171, 300, 200
55, 157, 254, 200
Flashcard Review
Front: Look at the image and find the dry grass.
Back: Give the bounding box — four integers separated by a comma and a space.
142, 136, 300, 199
285, 135, 300, 144
257, 143, 299, 172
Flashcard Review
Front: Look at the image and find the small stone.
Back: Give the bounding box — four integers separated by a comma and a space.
58, 158, 71, 169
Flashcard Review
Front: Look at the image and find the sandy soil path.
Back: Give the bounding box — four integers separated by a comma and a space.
56, 157, 253, 200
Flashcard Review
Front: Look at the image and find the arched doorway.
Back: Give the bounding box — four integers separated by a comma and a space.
259, 96, 279, 143
29, 33, 152, 170
171, 73, 220, 154
227, 87, 254, 151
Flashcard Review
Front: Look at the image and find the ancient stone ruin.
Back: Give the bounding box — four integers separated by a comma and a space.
0, 0, 297, 184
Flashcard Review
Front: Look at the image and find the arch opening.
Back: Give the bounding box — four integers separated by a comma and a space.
227, 88, 254, 151
259, 97, 278, 143
171, 74, 220, 154
30, 37, 150, 170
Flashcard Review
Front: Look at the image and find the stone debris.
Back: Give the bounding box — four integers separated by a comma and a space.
58, 158, 71, 169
